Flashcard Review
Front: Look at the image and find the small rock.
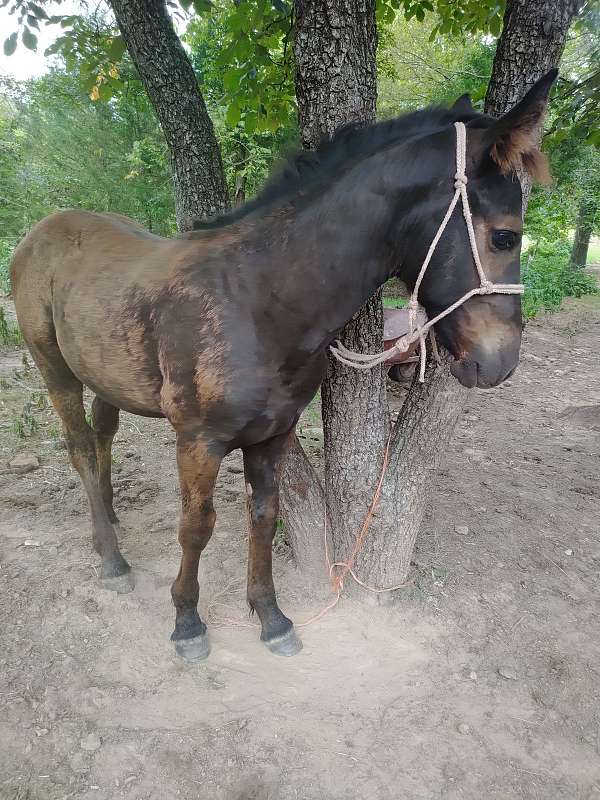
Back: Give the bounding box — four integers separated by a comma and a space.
457, 723, 471, 735
454, 525, 469, 536
497, 666, 518, 681
564, 549, 573, 556
22, 540, 41, 547
9, 453, 40, 474
80, 732, 102, 752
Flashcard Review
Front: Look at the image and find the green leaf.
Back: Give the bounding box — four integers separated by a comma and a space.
27, 15, 40, 30
586, 129, 600, 147
29, 3, 49, 19
98, 84, 114, 102
225, 100, 241, 127
3, 32, 17, 56
108, 35, 126, 61
192, 0, 213, 12
22, 27, 37, 51
223, 67, 242, 91
180, 0, 193, 10
489, 13, 501, 37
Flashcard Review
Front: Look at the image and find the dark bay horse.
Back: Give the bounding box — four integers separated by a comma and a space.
11, 71, 556, 661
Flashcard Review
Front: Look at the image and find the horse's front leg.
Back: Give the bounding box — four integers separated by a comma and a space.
170, 429, 222, 662
243, 431, 302, 656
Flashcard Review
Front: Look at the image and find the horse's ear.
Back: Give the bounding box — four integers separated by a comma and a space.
452, 93, 474, 115
483, 69, 558, 182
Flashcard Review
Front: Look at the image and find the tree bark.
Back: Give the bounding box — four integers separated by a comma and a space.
485, 0, 584, 204
108, 0, 228, 230
284, 1, 393, 587
283, 0, 583, 592
570, 198, 594, 268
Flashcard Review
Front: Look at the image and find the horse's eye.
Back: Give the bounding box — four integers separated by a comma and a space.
491, 229, 519, 251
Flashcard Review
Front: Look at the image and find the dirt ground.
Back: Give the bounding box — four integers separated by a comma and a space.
1, 295, 599, 800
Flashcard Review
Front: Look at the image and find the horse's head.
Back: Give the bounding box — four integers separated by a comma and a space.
401, 70, 557, 389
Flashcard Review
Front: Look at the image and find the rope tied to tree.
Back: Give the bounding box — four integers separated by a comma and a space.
329, 121, 525, 382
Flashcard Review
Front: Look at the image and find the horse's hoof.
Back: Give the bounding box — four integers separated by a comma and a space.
174, 633, 211, 663
263, 628, 303, 657
101, 572, 134, 594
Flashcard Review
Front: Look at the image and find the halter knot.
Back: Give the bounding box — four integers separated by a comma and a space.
454, 171, 468, 189
479, 281, 495, 295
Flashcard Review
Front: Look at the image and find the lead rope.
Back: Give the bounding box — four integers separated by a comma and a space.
330, 122, 525, 380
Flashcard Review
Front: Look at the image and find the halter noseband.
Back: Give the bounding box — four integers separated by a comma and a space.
330, 121, 525, 381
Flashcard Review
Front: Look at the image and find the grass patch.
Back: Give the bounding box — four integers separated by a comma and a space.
0, 307, 22, 345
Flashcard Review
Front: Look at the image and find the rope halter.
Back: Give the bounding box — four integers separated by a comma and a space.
329, 121, 525, 382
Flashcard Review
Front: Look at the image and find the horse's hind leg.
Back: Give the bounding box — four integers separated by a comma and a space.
243, 431, 302, 656
29, 343, 132, 592
170, 429, 222, 663
91, 397, 120, 525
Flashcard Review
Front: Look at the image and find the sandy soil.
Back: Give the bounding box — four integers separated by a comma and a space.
1, 296, 599, 800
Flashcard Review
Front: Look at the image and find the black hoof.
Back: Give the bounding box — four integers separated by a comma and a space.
263, 628, 303, 657
174, 633, 211, 663
101, 572, 134, 594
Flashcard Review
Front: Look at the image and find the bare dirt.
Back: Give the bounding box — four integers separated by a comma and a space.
1, 295, 599, 800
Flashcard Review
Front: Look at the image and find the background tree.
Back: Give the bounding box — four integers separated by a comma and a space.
107, 0, 228, 228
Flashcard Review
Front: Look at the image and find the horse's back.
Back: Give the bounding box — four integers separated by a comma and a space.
11, 209, 161, 294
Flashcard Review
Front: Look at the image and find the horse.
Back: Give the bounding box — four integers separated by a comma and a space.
11, 70, 556, 662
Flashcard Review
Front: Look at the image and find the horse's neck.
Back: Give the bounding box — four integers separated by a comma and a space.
262, 167, 402, 350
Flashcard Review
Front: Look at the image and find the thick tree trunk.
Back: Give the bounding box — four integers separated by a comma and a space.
285, 1, 393, 586
570, 198, 594, 268
283, 0, 583, 591
485, 0, 583, 203
109, 0, 228, 230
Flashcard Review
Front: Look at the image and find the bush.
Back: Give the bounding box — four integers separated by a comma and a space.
521, 238, 598, 319
0, 239, 15, 295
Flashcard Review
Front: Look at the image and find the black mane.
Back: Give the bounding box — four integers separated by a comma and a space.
190, 104, 487, 231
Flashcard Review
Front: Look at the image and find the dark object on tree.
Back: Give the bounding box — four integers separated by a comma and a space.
382, 308, 427, 365
108, 0, 228, 230
11, 82, 554, 660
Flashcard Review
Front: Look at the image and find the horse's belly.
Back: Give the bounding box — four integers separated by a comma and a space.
55, 307, 163, 417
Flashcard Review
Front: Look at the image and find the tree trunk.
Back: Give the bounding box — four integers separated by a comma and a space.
570, 198, 594, 268
282, 0, 583, 592
485, 0, 583, 204
108, 0, 228, 230
284, 0, 393, 587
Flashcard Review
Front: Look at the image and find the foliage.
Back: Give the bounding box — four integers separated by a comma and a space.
0, 67, 176, 243
0, 306, 22, 345
0, 239, 15, 295
379, 0, 505, 37
521, 238, 598, 319
377, 14, 493, 115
